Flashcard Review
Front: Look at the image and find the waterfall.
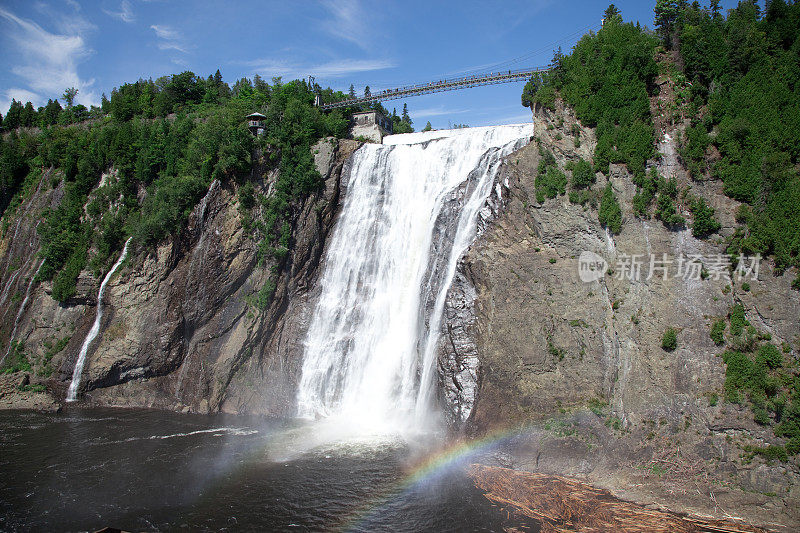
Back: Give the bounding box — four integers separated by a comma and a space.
296, 124, 532, 432
176, 179, 219, 401
67, 238, 132, 402
0, 260, 44, 367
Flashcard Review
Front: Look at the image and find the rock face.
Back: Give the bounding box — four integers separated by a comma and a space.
0, 138, 359, 415
439, 100, 800, 529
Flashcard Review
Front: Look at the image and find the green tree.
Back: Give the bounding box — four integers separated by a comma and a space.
521, 71, 556, 111
710, 0, 721, 18
4, 99, 22, 129
571, 158, 595, 189
21, 102, 36, 126
598, 183, 622, 234
348, 84, 356, 98
690, 197, 721, 237
62, 87, 78, 107
422, 121, 432, 131
42, 99, 63, 125
604, 4, 622, 24
654, 0, 680, 47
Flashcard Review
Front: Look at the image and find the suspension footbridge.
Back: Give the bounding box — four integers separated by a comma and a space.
315, 66, 550, 111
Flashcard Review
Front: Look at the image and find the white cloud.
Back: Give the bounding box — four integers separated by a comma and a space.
34, 0, 96, 34
318, 0, 373, 51
1, 88, 42, 114
241, 57, 395, 81
150, 24, 189, 53
150, 24, 179, 40
104, 0, 134, 23
0, 7, 98, 108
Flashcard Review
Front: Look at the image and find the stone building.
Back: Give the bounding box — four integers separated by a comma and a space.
350, 110, 393, 143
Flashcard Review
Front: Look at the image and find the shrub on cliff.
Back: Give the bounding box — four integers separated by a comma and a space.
690, 197, 721, 238
756, 344, 782, 370
598, 184, 622, 234
571, 158, 595, 189
661, 328, 677, 351
710, 319, 726, 346
729, 304, 747, 336
535, 166, 567, 203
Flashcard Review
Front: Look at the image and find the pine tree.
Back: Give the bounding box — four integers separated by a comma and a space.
401, 103, 411, 124
364, 85, 371, 98
604, 4, 622, 24
253, 74, 268, 94
22, 102, 36, 127
422, 121, 432, 131
349, 84, 356, 98
654, 0, 680, 47
4, 100, 22, 129
43, 99, 62, 125
709, 0, 721, 18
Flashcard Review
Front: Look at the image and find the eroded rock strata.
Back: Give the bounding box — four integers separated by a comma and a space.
439, 100, 799, 530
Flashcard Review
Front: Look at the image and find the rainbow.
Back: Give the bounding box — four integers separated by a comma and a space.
340, 424, 531, 532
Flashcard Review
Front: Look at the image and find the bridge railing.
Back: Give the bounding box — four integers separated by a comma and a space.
318, 66, 550, 111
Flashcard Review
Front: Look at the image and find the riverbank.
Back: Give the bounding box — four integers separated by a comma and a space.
0, 373, 60, 412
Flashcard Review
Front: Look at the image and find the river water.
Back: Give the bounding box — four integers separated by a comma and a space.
0, 408, 516, 532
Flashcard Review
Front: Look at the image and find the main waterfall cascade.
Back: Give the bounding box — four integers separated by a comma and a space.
296, 124, 533, 432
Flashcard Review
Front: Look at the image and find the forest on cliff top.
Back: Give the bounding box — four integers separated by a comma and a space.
524, 0, 800, 275
0, 72, 415, 307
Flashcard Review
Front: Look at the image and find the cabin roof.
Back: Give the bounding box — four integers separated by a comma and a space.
246, 112, 267, 120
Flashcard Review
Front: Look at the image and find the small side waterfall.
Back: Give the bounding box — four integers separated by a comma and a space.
296, 124, 532, 432
175, 179, 219, 401
0, 260, 44, 367
67, 238, 132, 402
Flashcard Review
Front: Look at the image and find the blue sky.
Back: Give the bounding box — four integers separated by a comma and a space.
0, 0, 739, 129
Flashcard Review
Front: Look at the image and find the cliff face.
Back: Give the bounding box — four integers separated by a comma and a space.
0, 138, 359, 415
439, 99, 800, 529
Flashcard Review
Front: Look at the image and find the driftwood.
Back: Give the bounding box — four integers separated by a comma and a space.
468, 464, 766, 533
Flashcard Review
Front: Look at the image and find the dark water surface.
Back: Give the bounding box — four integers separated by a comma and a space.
0, 408, 511, 532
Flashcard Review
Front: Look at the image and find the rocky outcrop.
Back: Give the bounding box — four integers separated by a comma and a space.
0, 138, 359, 415
440, 99, 800, 529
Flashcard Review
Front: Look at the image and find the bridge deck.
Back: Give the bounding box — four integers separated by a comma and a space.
318, 66, 549, 111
